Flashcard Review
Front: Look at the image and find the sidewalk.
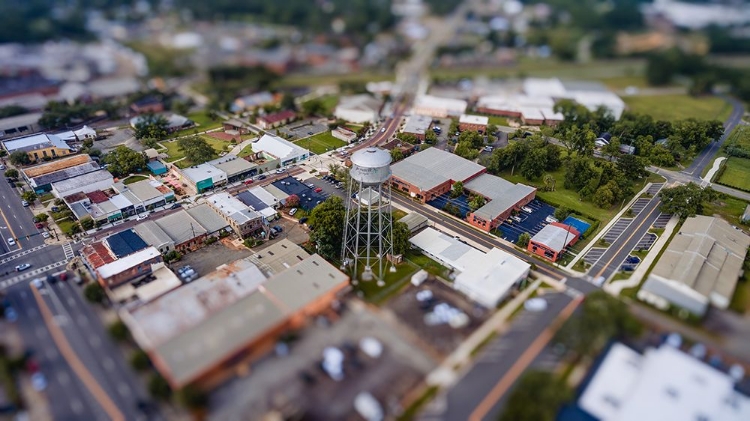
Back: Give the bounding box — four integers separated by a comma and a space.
605, 215, 679, 295
565, 182, 657, 272
702, 156, 726, 183
425, 277, 545, 388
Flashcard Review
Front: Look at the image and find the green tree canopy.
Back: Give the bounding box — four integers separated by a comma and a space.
658, 183, 718, 218
134, 113, 170, 141
21, 191, 37, 203
468, 195, 486, 212
516, 232, 531, 248
104, 146, 146, 177
392, 221, 411, 256
177, 136, 217, 165
390, 148, 405, 162
9, 151, 30, 166
451, 181, 464, 198
3, 169, 18, 178
498, 371, 572, 421
309, 196, 346, 261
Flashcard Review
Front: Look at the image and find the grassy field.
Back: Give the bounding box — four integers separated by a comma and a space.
405, 251, 450, 278
487, 115, 509, 126
353, 260, 419, 304
277, 72, 393, 88
296, 132, 347, 155
124, 175, 149, 185
393, 209, 408, 220
238, 144, 255, 158
703, 194, 750, 227
188, 111, 224, 130
600, 75, 654, 90
717, 157, 750, 192
162, 136, 231, 164
622, 94, 732, 121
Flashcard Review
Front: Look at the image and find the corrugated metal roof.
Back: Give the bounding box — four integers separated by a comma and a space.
186, 203, 229, 234
391, 148, 484, 191
155, 210, 207, 244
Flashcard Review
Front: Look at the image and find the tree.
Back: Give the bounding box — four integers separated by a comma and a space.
301, 98, 325, 116
424, 130, 437, 144
516, 232, 531, 248
9, 151, 30, 166
280, 92, 296, 111
658, 183, 718, 218
286, 194, 300, 208
328, 163, 342, 179
21, 191, 37, 203
617, 154, 648, 180
392, 221, 410, 255
130, 349, 151, 371
468, 195, 486, 211
33, 213, 49, 223
177, 136, 217, 164
451, 181, 464, 198
519, 148, 548, 180
390, 148, 404, 162
147, 374, 172, 401
449, 119, 459, 135
498, 371, 572, 421
133, 113, 170, 141
454, 141, 479, 160
80, 216, 95, 230
554, 207, 571, 221
396, 133, 419, 144
104, 146, 146, 177
108, 320, 129, 341
176, 386, 209, 410
542, 174, 556, 192
84, 282, 105, 304
458, 131, 484, 149
3, 169, 18, 178
593, 182, 616, 208
308, 196, 346, 261
486, 123, 498, 136
563, 157, 597, 191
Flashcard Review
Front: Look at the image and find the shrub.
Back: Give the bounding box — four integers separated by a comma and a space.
130, 349, 151, 371
108, 320, 129, 341
147, 374, 172, 400
83, 283, 105, 303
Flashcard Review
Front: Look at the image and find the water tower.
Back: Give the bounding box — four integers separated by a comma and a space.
341, 147, 395, 286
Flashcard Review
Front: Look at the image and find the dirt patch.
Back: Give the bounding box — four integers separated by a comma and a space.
205, 132, 239, 141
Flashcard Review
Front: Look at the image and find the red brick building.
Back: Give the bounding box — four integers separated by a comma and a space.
527, 222, 580, 262
464, 174, 536, 232
459, 114, 489, 133
257, 110, 297, 130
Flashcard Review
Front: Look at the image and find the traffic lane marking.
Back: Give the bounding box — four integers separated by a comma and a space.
30, 283, 125, 421
593, 201, 662, 279
468, 295, 584, 421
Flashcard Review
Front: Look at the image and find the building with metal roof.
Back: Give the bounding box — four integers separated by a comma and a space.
743, 205, 750, 223
95, 246, 163, 289
252, 134, 309, 166
390, 147, 485, 202
185, 203, 230, 236
574, 342, 750, 421
25, 160, 101, 192
2, 132, 75, 162
458, 114, 489, 132
22, 154, 93, 178
402, 114, 432, 142
0, 112, 43, 138
639, 215, 750, 316
334, 94, 381, 123
176, 163, 228, 194
112, 179, 173, 210
204, 193, 262, 237
409, 228, 529, 308
400, 212, 429, 233
412, 95, 468, 118
464, 173, 536, 232
208, 154, 257, 182
51, 170, 114, 198
154, 210, 208, 252
133, 221, 175, 254
245, 239, 311, 276
528, 222, 580, 262
120, 252, 348, 389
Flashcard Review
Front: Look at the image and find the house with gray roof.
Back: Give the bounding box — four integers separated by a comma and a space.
186, 203, 230, 236
154, 210, 207, 252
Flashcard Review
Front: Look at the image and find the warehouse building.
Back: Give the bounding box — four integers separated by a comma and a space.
22, 154, 99, 192
527, 222, 580, 262
464, 174, 536, 232
402, 114, 433, 142
412, 95, 468, 118
639, 215, 750, 316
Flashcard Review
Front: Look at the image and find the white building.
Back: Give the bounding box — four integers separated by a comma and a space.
253, 134, 310, 166
205, 192, 262, 237
412, 95, 468, 118
51, 170, 115, 198
409, 228, 529, 308
578, 342, 750, 421
54, 125, 97, 142
334, 94, 382, 123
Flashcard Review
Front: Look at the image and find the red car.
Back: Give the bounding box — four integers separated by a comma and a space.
244, 179, 254, 185
35, 223, 44, 229
314, 187, 323, 193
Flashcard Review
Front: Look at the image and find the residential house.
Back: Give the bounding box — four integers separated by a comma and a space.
257, 110, 296, 130
3, 133, 75, 162
334, 95, 381, 123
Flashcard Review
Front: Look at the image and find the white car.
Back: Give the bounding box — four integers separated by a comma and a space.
7, 238, 15, 246
21, 200, 29, 207
380, 128, 385, 133
32, 278, 44, 289
31, 372, 47, 391
289, 208, 298, 216
41, 232, 50, 239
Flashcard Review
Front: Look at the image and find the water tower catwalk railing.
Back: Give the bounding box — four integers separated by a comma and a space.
340, 148, 395, 286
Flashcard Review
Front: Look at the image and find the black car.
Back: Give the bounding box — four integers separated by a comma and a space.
258, 175, 267, 180
299, 217, 308, 224
170, 203, 182, 209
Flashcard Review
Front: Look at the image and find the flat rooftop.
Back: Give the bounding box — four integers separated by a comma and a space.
391, 147, 485, 191
465, 174, 536, 221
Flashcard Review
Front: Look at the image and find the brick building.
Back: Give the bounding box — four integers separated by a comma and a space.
527, 222, 580, 262
464, 174, 536, 232
458, 114, 489, 133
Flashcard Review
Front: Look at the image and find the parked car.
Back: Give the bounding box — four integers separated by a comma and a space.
273, 225, 283, 233
299, 217, 308, 224
51, 206, 60, 212
21, 200, 28, 207
244, 179, 254, 185
380, 128, 385, 133
258, 175, 267, 180
41, 232, 50, 239
307, 183, 315, 189
31, 372, 47, 391
15, 263, 31, 272
276, 169, 285, 174
314, 187, 323, 193
170, 203, 182, 209
7, 238, 15, 246
289, 208, 298, 216
32, 278, 44, 289
35, 223, 44, 229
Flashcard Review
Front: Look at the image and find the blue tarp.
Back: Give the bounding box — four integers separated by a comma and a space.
147, 161, 167, 175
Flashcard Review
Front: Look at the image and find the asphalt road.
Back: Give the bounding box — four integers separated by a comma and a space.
682, 95, 745, 178
421, 291, 578, 421
0, 175, 46, 255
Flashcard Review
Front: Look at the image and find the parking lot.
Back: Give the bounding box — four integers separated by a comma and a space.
272, 176, 328, 211
385, 279, 490, 357
584, 247, 607, 265
634, 232, 658, 251
652, 213, 672, 229
629, 198, 650, 216
278, 119, 328, 141
304, 175, 346, 201
427, 193, 472, 218
175, 241, 254, 278
208, 303, 436, 421
495, 199, 555, 244
602, 218, 633, 244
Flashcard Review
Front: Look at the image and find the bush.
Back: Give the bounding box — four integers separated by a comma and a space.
130, 349, 151, 371
554, 206, 571, 221
83, 283, 105, 304
108, 320, 129, 341
176, 385, 209, 410
147, 374, 172, 401
33, 213, 49, 223
80, 216, 95, 230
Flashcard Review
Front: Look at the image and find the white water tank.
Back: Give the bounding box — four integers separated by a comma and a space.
350, 148, 391, 185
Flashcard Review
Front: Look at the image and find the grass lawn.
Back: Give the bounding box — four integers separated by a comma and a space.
703, 194, 750, 227
405, 251, 451, 278
277, 72, 393, 88
303, 94, 340, 116
729, 277, 750, 314
601, 75, 654, 90
162, 136, 231, 163
622, 94, 732, 121
237, 144, 255, 158
124, 175, 149, 185
296, 132, 347, 155
57, 219, 78, 235
352, 260, 419, 304
487, 115, 509, 126
717, 157, 750, 192
393, 209, 408, 220
39, 192, 54, 203
188, 111, 224, 130
432, 57, 646, 80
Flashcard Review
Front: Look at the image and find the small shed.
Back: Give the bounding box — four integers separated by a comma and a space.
147, 161, 168, 175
